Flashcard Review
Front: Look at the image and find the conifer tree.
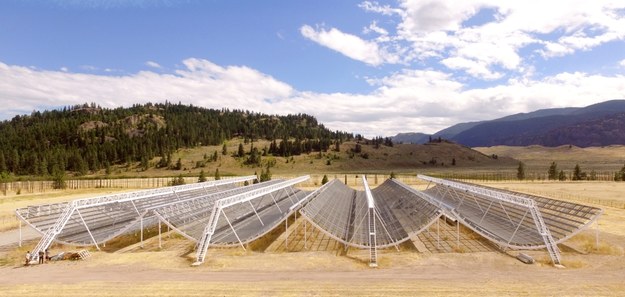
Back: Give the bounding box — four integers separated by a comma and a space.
198, 169, 207, 182
517, 162, 525, 180
572, 164, 583, 181
321, 174, 329, 185
237, 143, 245, 157
548, 162, 558, 180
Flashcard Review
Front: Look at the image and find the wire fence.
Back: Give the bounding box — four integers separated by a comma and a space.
0, 177, 213, 196
2, 173, 623, 210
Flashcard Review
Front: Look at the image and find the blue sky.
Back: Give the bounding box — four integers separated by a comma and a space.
1, 0, 625, 136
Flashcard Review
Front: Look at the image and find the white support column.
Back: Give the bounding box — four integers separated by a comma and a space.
158, 220, 162, 249
76, 209, 100, 251
285, 216, 288, 252
140, 217, 144, 248
456, 222, 460, 249
595, 219, 600, 251
221, 209, 246, 252
362, 176, 377, 267
304, 220, 307, 250
437, 218, 440, 249
248, 201, 264, 226
270, 192, 283, 213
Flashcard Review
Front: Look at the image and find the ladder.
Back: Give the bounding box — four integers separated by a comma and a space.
530, 206, 561, 265
78, 250, 91, 260
30, 204, 76, 262
193, 206, 222, 265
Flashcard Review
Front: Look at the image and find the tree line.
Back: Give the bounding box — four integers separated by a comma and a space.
516, 161, 625, 181
0, 102, 352, 178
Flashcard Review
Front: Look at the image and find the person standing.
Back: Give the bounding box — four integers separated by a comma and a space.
45, 249, 49, 262
38, 250, 44, 264
25, 251, 31, 266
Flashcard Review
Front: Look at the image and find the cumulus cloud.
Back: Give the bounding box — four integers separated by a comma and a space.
304, 1, 625, 80
145, 61, 161, 68
0, 59, 293, 122
1, 59, 623, 137
619, 59, 625, 68
300, 25, 400, 65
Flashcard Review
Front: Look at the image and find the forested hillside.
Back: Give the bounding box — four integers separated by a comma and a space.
0, 102, 352, 177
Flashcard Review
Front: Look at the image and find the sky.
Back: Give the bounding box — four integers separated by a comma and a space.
1, 0, 625, 137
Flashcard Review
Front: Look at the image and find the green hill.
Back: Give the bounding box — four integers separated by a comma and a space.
0, 102, 351, 178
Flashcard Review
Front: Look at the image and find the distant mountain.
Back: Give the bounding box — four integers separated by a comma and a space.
391, 99, 625, 147
391, 132, 430, 144
434, 106, 580, 140
432, 121, 483, 140
452, 100, 625, 147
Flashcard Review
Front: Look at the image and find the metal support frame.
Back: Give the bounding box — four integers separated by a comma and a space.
362, 176, 378, 267
24, 176, 256, 262
76, 209, 100, 251
285, 215, 289, 252
221, 209, 246, 252
158, 220, 162, 249
248, 201, 264, 226
417, 174, 563, 266
193, 176, 310, 265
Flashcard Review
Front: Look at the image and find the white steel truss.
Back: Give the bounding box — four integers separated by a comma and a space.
362, 176, 378, 267
417, 175, 563, 265
193, 175, 310, 265
21, 176, 256, 263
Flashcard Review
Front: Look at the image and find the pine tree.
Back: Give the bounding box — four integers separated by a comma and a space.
214, 168, 221, 180
0, 152, 6, 173
52, 168, 66, 189
175, 158, 182, 170
572, 164, 582, 181
222, 143, 228, 155
558, 170, 566, 181
548, 162, 558, 180
390, 172, 396, 179
198, 169, 207, 182
260, 166, 272, 182
517, 162, 525, 180
237, 143, 245, 157
321, 174, 329, 185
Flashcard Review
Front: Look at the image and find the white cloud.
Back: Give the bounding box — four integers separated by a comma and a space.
620, 59, 625, 68
60, 67, 68, 72
1, 59, 624, 137
301, 0, 625, 80
300, 25, 399, 65
358, 1, 402, 16
145, 61, 161, 68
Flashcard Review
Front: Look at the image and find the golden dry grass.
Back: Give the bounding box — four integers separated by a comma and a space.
475, 145, 625, 172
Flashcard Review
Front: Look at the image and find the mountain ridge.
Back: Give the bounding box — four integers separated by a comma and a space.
392, 99, 625, 147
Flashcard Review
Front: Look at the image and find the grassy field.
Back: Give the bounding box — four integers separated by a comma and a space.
79, 138, 517, 178
476, 145, 625, 173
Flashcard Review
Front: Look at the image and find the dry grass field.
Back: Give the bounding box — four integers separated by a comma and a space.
475, 145, 625, 172
1, 180, 624, 296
